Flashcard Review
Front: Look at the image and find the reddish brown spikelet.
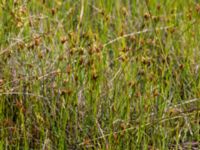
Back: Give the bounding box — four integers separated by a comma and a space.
66, 65, 71, 74
34, 36, 41, 46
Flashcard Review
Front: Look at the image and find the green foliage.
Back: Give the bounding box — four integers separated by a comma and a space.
0, 0, 200, 149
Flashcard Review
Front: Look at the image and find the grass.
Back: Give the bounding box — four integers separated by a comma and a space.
0, 0, 200, 149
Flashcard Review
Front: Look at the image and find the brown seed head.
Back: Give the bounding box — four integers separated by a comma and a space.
196, 4, 200, 13
0, 79, 3, 85
51, 8, 56, 15
60, 88, 72, 96
83, 137, 90, 146
157, 4, 161, 11
153, 89, 159, 97
66, 65, 71, 74
34, 36, 41, 46
60, 36, 67, 44
144, 12, 151, 19
122, 7, 128, 16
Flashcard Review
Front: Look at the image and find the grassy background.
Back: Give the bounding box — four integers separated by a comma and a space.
0, 0, 199, 149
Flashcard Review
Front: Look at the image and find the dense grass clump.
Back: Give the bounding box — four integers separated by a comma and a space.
0, 0, 199, 149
